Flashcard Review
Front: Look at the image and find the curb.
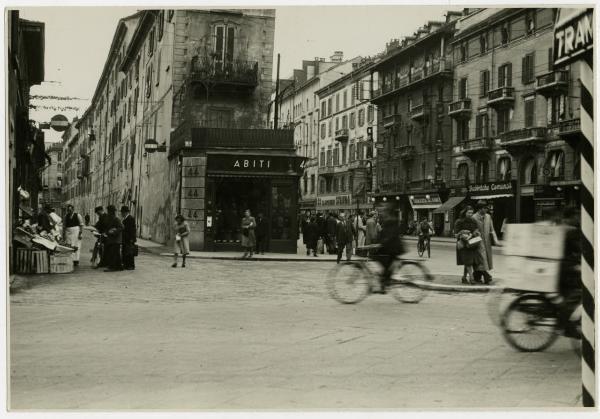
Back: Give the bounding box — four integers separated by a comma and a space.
157, 252, 370, 263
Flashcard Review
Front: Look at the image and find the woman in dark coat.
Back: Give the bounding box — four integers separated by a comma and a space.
303, 216, 319, 257
454, 205, 483, 284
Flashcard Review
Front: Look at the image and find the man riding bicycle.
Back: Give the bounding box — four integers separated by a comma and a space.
417, 218, 433, 248
373, 204, 406, 293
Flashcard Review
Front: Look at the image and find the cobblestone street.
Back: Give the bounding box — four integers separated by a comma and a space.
9, 233, 582, 409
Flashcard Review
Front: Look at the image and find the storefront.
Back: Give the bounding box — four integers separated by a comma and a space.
408, 194, 442, 221
467, 181, 516, 238
204, 153, 303, 253
433, 196, 465, 236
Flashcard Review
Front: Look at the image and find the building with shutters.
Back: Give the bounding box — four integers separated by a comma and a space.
448, 8, 581, 234
314, 59, 379, 215
370, 11, 463, 235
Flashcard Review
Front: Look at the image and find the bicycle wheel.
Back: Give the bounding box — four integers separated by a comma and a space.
417, 240, 424, 257
389, 260, 432, 303
500, 294, 559, 352
327, 262, 370, 304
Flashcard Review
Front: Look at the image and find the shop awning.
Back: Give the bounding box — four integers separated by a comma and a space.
433, 196, 465, 213
409, 194, 442, 210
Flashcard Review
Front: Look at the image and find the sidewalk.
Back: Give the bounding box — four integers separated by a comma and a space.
136, 237, 503, 293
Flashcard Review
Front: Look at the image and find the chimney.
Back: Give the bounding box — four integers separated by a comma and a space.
330, 51, 344, 62
306, 65, 315, 79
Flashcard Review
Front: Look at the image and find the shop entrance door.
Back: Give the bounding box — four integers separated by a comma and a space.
211, 178, 271, 251
520, 195, 535, 223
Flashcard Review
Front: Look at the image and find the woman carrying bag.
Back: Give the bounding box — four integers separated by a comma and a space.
454, 205, 483, 284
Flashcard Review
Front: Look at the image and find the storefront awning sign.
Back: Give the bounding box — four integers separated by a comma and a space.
468, 182, 514, 199
409, 194, 442, 209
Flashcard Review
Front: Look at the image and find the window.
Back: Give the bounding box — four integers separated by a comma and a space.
480, 70, 490, 97
497, 157, 512, 181
333, 147, 339, 165
421, 161, 426, 180
321, 101, 326, 116
341, 144, 347, 164
340, 176, 346, 192
480, 33, 488, 54
214, 25, 235, 69
405, 166, 412, 182
327, 148, 332, 166
457, 162, 469, 181
475, 113, 488, 138
367, 105, 374, 123
328, 98, 332, 116
459, 44, 466, 62
526, 12, 536, 34
547, 150, 565, 180
521, 53, 535, 84
342, 115, 347, 129
135, 56, 140, 81
145, 64, 153, 98
524, 97, 536, 127
208, 107, 233, 128
498, 63, 512, 87
335, 94, 340, 112
458, 77, 468, 100
475, 160, 489, 183
158, 10, 165, 40
521, 157, 537, 184
343, 90, 347, 109
335, 117, 339, 131
333, 177, 339, 193
319, 179, 325, 194
501, 25, 509, 45
156, 51, 162, 86
349, 112, 355, 129
457, 119, 469, 142
548, 94, 567, 125
321, 123, 326, 139
310, 175, 315, 193
349, 142, 355, 162
320, 149, 325, 166
148, 28, 155, 56
392, 167, 398, 181
497, 109, 510, 134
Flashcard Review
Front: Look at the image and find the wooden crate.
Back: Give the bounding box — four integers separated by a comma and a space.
15, 249, 49, 274
49, 253, 74, 274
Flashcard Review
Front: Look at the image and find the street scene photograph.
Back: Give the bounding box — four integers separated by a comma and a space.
5, 3, 596, 411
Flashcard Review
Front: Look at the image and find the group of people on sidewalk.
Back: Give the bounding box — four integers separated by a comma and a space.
454, 200, 498, 285
92, 205, 137, 271
300, 210, 383, 263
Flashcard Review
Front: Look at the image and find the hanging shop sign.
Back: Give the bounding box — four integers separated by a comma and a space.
554, 8, 594, 66
409, 194, 442, 209
317, 194, 352, 209
207, 154, 303, 174
467, 181, 514, 199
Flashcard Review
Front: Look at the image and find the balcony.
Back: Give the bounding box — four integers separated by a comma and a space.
379, 181, 406, 193
500, 127, 547, 151
536, 70, 569, 97
410, 67, 423, 83
348, 159, 369, 171
383, 114, 401, 128
448, 99, 472, 119
557, 118, 582, 141
372, 88, 383, 99
189, 57, 259, 88
319, 165, 335, 176
334, 128, 349, 142
487, 87, 515, 108
409, 104, 428, 122
459, 137, 494, 159
398, 145, 416, 160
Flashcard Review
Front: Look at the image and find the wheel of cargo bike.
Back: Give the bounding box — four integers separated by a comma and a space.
500, 293, 559, 352
327, 262, 370, 304
389, 260, 432, 304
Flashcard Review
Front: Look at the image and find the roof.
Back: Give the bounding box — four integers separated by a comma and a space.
451, 8, 525, 44
314, 58, 379, 97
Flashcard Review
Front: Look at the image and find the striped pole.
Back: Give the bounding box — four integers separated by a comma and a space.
579, 54, 595, 407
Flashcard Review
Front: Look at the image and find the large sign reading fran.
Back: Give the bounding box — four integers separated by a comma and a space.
554, 8, 594, 66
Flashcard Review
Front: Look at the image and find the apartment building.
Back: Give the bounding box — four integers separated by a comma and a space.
40, 142, 63, 211
268, 52, 366, 212
370, 11, 462, 234
63, 9, 303, 252
315, 60, 379, 214
448, 8, 580, 233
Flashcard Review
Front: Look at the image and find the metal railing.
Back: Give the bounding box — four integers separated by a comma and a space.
536, 70, 569, 88
500, 127, 547, 144
460, 137, 492, 151
448, 99, 471, 114
558, 118, 581, 135
190, 57, 259, 86
488, 86, 515, 102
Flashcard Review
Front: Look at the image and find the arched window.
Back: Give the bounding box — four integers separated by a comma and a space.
521, 157, 538, 185
497, 157, 512, 181
457, 162, 469, 181
546, 150, 565, 180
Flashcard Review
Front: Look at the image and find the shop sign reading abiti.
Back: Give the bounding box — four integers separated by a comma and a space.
207, 154, 301, 174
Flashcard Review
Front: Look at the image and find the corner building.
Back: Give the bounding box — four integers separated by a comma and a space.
448, 8, 581, 235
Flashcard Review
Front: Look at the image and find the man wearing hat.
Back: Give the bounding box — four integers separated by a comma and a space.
472, 200, 499, 284
92, 206, 108, 268
103, 205, 124, 272
120, 206, 137, 270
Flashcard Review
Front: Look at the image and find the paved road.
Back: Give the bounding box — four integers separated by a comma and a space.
9, 232, 581, 409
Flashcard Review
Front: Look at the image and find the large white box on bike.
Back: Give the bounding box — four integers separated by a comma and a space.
502, 256, 560, 292
502, 223, 570, 260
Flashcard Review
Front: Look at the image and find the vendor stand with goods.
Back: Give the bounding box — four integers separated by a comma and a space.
13, 209, 76, 274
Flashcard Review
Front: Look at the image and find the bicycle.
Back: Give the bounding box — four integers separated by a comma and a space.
327, 245, 434, 304
417, 234, 431, 258
500, 290, 581, 354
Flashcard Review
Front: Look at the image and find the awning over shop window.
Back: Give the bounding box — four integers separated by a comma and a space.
409, 194, 442, 210
433, 196, 465, 214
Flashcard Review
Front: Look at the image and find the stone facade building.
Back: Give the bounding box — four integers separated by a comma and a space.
40, 142, 63, 211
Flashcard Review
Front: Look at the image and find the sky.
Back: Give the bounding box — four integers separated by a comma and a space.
17, 5, 464, 142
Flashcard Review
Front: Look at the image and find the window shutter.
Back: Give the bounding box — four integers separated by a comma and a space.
226, 27, 235, 63
522, 56, 527, 83
525, 99, 535, 127
498, 65, 505, 88
548, 47, 553, 71
506, 62, 512, 87
480, 71, 485, 97
530, 53, 535, 83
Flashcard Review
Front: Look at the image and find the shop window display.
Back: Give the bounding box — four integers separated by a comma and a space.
271, 185, 293, 240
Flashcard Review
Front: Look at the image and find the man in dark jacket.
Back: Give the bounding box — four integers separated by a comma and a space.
93, 206, 109, 268
335, 212, 355, 263
304, 216, 319, 257
315, 212, 326, 254
326, 212, 338, 254
374, 204, 406, 292
103, 205, 124, 272
255, 212, 269, 254
120, 206, 137, 270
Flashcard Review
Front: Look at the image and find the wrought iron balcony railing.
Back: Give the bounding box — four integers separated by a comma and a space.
190, 57, 259, 86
